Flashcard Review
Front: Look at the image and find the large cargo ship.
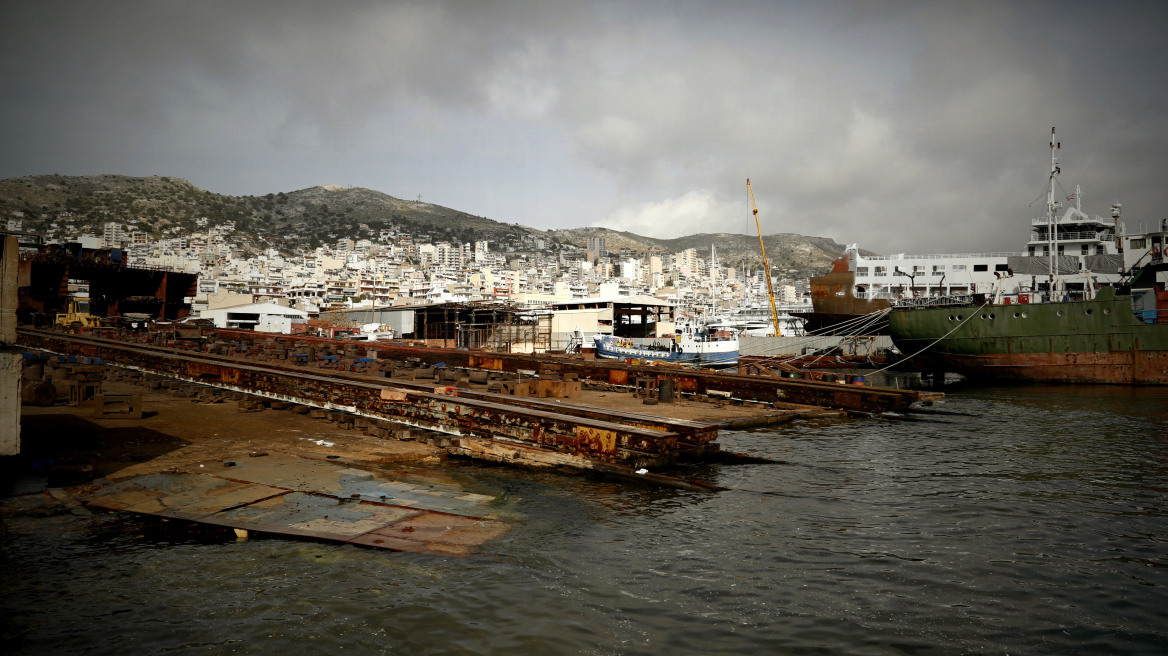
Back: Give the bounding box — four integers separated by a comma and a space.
888, 130, 1168, 384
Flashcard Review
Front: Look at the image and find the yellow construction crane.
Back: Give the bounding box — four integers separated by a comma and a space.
747, 179, 782, 337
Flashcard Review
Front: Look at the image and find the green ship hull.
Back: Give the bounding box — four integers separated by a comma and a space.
888, 287, 1168, 384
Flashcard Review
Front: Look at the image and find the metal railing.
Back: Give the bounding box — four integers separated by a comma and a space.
891, 295, 975, 308
859, 252, 1021, 261
1132, 301, 1168, 324
1027, 230, 1109, 242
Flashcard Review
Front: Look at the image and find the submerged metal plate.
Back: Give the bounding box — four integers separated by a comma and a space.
80, 453, 510, 555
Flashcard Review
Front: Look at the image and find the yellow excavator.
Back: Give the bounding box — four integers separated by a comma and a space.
55, 297, 101, 331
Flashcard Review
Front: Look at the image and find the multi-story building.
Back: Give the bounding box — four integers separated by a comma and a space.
586, 236, 606, 264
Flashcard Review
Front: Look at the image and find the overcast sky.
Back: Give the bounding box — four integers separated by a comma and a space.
2, 0, 1165, 254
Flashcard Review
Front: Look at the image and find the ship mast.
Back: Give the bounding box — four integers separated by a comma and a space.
1047, 127, 1061, 292
710, 244, 718, 302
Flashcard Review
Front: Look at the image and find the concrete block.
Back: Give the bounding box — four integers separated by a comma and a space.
380, 388, 409, 402
93, 394, 143, 419
534, 380, 581, 399
68, 379, 102, 406
502, 380, 531, 396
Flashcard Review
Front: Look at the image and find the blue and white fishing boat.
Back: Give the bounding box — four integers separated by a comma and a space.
593, 324, 739, 367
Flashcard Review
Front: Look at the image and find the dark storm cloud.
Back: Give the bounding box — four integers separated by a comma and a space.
2, 0, 1166, 254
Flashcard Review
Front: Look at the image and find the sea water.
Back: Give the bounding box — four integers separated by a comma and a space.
3, 383, 1166, 654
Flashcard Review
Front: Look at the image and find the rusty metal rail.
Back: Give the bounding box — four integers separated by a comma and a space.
210, 328, 925, 414
18, 329, 717, 473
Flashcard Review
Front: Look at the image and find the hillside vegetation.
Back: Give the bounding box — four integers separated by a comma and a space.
1, 174, 850, 278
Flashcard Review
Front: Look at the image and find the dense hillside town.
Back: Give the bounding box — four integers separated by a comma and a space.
2, 176, 828, 330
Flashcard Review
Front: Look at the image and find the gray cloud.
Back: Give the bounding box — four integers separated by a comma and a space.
3, 0, 1165, 255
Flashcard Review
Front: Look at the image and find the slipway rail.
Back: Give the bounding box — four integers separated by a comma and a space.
17, 329, 719, 476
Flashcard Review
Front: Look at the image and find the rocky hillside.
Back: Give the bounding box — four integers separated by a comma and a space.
1, 174, 850, 277
548, 227, 848, 278
0, 174, 536, 253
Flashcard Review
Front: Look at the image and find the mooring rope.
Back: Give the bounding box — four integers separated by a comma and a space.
864, 300, 990, 377
744, 308, 891, 358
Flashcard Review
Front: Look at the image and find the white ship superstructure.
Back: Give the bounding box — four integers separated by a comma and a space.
845, 184, 1124, 302
848, 247, 1018, 300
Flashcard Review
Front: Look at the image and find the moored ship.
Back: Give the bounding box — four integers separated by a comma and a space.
803, 253, 892, 333
593, 324, 739, 367
804, 130, 1125, 334
888, 282, 1168, 384
888, 129, 1168, 384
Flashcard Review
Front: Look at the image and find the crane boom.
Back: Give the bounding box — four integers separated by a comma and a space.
747, 179, 782, 337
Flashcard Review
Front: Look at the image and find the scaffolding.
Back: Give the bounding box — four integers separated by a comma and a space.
413, 301, 549, 353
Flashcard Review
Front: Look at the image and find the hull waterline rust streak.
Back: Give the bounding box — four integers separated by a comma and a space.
17, 329, 715, 474
897, 350, 1168, 384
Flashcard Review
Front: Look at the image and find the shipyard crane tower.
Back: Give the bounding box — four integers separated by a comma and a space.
747, 179, 782, 336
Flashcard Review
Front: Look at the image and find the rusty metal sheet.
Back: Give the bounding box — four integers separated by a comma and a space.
199, 453, 502, 517
186, 361, 241, 384
83, 472, 284, 519
76, 453, 512, 554
349, 513, 511, 556
576, 425, 618, 454
468, 355, 505, 371
213, 493, 422, 540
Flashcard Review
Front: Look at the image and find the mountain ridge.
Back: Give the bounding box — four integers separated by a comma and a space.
1, 173, 851, 278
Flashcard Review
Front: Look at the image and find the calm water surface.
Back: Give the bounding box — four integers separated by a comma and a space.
3, 384, 1167, 655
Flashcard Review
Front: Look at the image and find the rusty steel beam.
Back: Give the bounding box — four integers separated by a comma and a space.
17, 329, 711, 472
